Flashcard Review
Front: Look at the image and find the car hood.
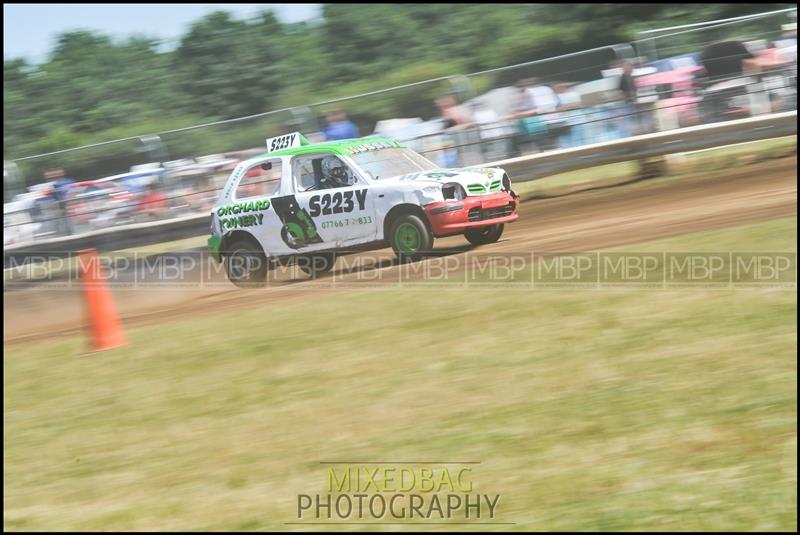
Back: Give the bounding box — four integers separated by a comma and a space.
381, 167, 505, 196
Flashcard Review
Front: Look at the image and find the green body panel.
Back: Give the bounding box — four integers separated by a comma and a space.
468, 180, 502, 194
258, 137, 404, 159
208, 234, 222, 263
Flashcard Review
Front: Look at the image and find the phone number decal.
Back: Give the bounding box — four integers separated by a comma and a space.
321, 216, 373, 229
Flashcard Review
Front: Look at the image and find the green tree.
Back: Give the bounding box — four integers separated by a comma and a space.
173, 11, 285, 119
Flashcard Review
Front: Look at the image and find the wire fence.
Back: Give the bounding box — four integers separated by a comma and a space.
5, 75, 795, 234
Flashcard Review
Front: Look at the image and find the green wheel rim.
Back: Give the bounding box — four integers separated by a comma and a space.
395, 222, 421, 254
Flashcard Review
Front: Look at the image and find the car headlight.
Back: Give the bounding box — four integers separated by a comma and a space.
442, 183, 466, 201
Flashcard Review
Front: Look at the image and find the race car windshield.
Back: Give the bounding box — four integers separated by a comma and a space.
351, 148, 438, 180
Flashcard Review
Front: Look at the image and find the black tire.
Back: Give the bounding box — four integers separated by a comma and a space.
389, 213, 433, 262
297, 253, 336, 278
465, 224, 504, 246
223, 237, 268, 288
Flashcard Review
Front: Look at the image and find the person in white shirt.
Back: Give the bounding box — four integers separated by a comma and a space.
553, 82, 585, 148
525, 78, 559, 115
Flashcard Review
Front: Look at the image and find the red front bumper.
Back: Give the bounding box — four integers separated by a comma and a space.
424, 191, 520, 237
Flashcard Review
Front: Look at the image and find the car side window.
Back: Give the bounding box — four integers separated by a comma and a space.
294, 156, 318, 192
234, 159, 282, 200
293, 155, 358, 192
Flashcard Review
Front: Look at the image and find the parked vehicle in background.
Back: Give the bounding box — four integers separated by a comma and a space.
163, 155, 237, 217
749, 41, 798, 113
64, 181, 137, 234
3, 198, 41, 246
697, 40, 758, 123
636, 65, 703, 129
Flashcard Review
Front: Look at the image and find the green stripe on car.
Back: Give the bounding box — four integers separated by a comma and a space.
208, 235, 222, 262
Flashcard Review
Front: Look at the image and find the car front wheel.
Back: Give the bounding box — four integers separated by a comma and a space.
465, 224, 504, 246
389, 214, 433, 262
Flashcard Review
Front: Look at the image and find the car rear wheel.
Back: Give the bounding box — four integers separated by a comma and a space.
298, 253, 336, 278
224, 238, 268, 288
389, 214, 433, 263
465, 224, 504, 246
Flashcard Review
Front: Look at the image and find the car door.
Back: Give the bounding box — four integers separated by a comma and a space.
223, 158, 285, 254
283, 153, 377, 250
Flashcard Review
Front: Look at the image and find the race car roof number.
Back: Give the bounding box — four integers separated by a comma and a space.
266, 132, 308, 153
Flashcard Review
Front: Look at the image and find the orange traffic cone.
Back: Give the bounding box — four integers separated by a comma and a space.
78, 248, 126, 351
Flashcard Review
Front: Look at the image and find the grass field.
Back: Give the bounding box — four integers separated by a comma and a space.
3, 217, 797, 531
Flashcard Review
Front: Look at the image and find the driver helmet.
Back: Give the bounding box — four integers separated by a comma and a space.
321, 157, 352, 187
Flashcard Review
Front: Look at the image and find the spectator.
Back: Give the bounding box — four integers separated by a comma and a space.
524, 77, 559, 115
138, 182, 170, 221
512, 79, 532, 117
435, 94, 473, 129
615, 60, 641, 137
697, 41, 760, 122
44, 168, 74, 235
511, 78, 555, 152
323, 110, 360, 141
469, 99, 512, 161
554, 82, 582, 112
470, 100, 498, 132
553, 82, 586, 148
769, 91, 782, 114
618, 61, 637, 103
434, 94, 473, 167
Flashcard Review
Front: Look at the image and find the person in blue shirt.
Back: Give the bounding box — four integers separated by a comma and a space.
46, 168, 75, 203
40, 168, 75, 235
323, 110, 360, 141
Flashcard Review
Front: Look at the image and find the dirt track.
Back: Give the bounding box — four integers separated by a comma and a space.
4, 157, 797, 346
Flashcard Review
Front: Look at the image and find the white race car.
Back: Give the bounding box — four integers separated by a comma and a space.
208, 133, 519, 286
